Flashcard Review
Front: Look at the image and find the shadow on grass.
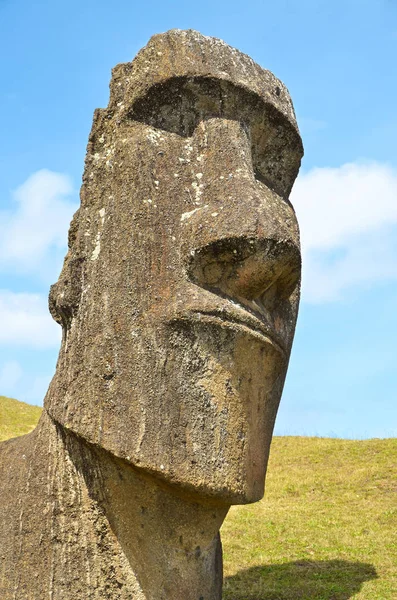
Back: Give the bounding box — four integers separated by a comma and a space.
223, 559, 378, 599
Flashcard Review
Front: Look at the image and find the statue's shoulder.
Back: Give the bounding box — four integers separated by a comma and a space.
0, 430, 34, 488
0, 417, 50, 512
0, 425, 53, 599
0, 429, 41, 530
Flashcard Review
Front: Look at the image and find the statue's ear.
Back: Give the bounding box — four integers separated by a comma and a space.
49, 209, 85, 332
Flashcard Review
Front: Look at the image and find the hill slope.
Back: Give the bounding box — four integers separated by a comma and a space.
1, 397, 396, 598
222, 436, 396, 599
0, 395, 42, 442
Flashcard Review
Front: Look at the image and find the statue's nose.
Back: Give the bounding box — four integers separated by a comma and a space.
192, 117, 255, 188
182, 117, 264, 249
180, 118, 300, 308
187, 237, 300, 316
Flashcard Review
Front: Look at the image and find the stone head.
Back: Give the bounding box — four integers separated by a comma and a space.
46, 30, 303, 504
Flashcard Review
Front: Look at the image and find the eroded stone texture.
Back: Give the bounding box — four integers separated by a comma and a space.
0, 29, 303, 599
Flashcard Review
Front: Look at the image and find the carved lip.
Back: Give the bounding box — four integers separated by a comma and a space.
187, 308, 287, 358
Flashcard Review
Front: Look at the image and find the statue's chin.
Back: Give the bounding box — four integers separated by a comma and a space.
46, 317, 284, 507
116, 450, 267, 506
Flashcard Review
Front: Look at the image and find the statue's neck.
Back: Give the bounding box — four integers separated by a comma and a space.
46, 414, 229, 600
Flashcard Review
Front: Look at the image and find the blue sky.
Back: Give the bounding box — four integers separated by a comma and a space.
0, 0, 396, 438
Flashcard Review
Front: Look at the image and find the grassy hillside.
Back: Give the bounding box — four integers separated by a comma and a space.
1, 398, 396, 598
0, 395, 42, 442
222, 436, 396, 599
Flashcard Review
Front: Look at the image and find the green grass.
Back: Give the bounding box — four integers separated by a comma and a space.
1, 398, 396, 598
0, 395, 42, 442
222, 437, 396, 599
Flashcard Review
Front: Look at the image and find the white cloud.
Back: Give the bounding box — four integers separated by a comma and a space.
0, 360, 23, 392
291, 162, 397, 302
0, 290, 61, 348
0, 169, 78, 278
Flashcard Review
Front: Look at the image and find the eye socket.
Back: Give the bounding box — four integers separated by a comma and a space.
128, 77, 223, 138
127, 76, 303, 199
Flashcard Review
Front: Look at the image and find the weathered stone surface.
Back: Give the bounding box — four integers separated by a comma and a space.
0, 29, 303, 599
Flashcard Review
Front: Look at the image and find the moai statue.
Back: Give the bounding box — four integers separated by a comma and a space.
0, 30, 303, 600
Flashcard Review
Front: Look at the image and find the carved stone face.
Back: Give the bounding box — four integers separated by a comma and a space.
47, 31, 303, 504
